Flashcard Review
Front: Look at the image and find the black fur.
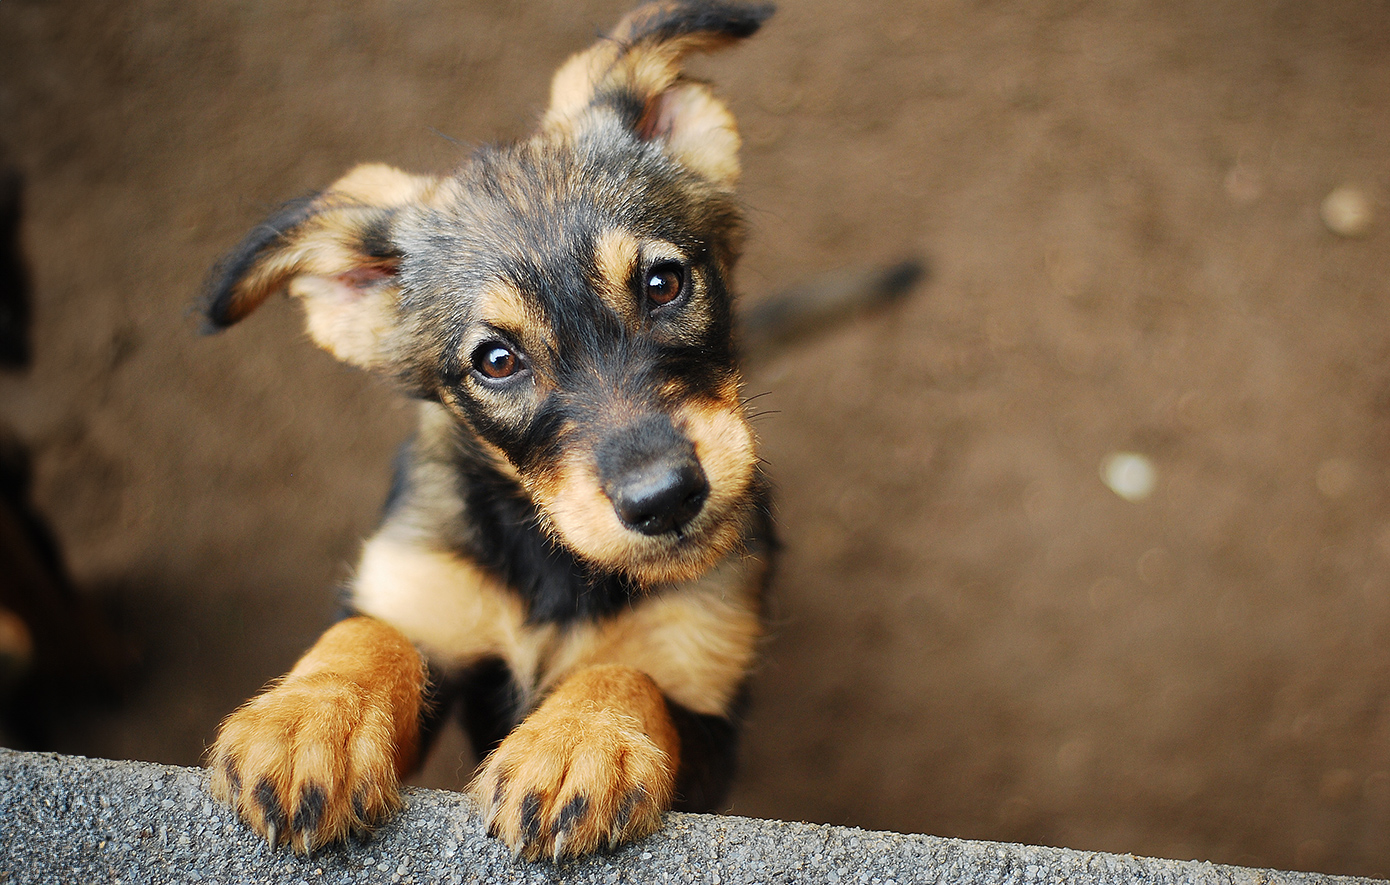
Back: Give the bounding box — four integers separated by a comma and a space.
628, 1, 774, 44
358, 211, 402, 263
419, 659, 749, 812
201, 194, 320, 332
667, 696, 743, 811
460, 458, 646, 625
416, 657, 525, 761
201, 2, 819, 857
455, 657, 525, 756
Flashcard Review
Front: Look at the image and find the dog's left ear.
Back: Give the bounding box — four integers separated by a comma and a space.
543, 1, 774, 188
202, 163, 438, 371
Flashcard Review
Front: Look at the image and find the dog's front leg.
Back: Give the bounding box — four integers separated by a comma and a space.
471, 663, 679, 861
208, 616, 426, 853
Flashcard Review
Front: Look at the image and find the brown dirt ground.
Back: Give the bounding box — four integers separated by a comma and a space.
3, 0, 1389, 877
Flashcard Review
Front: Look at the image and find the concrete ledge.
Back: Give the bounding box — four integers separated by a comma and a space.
0, 748, 1382, 885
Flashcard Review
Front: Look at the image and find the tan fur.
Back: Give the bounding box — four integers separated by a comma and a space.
545, 46, 630, 131
538, 551, 764, 715
469, 664, 679, 861
219, 164, 436, 332
351, 533, 763, 717
475, 282, 538, 342
330, 162, 439, 206
352, 536, 550, 691
646, 82, 743, 186
207, 617, 426, 852
543, 447, 644, 575
516, 375, 756, 587
543, 7, 745, 187
592, 229, 642, 326
206, 2, 772, 862
367, 404, 526, 547
673, 393, 756, 536
540, 441, 748, 586
535, 388, 764, 585
292, 271, 400, 369
546, 3, 744, 126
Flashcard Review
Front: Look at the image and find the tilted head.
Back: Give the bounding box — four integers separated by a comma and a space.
203, 1, 775, 587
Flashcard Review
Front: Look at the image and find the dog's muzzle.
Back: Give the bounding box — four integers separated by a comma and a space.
596, 415, 710, 536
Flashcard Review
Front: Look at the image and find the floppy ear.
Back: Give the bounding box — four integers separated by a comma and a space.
543, 1, 774, 188
202, 163, 437, 371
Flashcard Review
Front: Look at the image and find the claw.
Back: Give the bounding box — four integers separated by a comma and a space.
222, 758, 242, 806
265, 823, 278, 851
482, 800, 499, 834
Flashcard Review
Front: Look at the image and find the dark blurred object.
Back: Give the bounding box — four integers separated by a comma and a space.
0, 169, 31, 369
0, 170, 132, 748
739, 259, 927, 362
0, 430, 133, 747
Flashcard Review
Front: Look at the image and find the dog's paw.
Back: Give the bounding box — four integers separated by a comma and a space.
471, 693, 676, 861
208, 675, 404, 853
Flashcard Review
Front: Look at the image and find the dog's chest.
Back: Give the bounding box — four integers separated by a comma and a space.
351, 533, 764, 716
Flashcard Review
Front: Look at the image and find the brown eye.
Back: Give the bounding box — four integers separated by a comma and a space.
471, 342, 521, 380
643, 261, 686, 307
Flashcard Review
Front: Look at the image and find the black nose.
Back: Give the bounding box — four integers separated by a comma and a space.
597, 416, 710, 536
610, 458, 709, 536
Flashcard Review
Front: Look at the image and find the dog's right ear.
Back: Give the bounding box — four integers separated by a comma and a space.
543, 1, 774, 189
202, 163, 437, 371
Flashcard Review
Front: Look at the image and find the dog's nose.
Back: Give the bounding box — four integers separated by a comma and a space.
610, 458, 709, 536
597, 416, 710, 536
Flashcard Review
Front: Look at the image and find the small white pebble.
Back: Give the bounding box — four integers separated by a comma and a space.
1101, 452, 1156, 502
1321, 186, 1374, 237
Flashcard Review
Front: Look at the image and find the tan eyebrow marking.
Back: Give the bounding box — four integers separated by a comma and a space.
592, 229, 641, 328
476, 281, 531, 333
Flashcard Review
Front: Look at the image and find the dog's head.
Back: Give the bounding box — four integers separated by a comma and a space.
203, 2, 773, 587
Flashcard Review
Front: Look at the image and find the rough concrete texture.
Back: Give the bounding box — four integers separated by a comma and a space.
0, 750, 1382, 885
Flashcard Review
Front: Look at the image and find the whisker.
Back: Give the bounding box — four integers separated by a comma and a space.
741, 390, 774, 407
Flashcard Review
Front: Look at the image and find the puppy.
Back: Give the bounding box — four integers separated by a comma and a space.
204, 0, 779, 862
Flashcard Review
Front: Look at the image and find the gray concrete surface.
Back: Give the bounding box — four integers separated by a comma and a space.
0, 748, 1382, 885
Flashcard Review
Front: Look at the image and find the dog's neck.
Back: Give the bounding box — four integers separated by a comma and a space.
454, 449, 647, 625
375, 401, 648, 625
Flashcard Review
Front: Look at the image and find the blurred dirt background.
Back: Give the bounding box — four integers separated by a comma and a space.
2, 0, 1389, 876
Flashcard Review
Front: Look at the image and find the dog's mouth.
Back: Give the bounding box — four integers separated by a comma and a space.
534, 400, 756, 586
